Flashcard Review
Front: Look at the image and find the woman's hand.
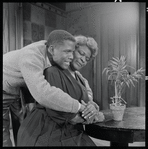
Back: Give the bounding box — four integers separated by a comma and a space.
93, 112, 105, 123
87, 101, 100, 111
81, 100, 98, 124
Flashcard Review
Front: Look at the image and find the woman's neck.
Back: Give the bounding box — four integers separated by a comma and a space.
68, 66, 76, 79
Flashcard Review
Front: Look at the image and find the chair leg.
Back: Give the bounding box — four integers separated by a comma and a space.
3, 108, 13, 147
10, 99, 23, 146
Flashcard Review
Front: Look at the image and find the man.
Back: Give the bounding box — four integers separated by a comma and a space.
3, 30, 95, 146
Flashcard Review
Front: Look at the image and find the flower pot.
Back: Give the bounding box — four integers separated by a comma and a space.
110, 104, 126, 121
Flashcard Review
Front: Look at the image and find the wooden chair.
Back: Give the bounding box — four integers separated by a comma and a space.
10, 87, 35, 146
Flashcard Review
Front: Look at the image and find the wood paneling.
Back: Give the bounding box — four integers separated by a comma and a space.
138, 3, 146, 106
3, 3, 9, 54
3, 3, 23, 52
8, 3, 17, 51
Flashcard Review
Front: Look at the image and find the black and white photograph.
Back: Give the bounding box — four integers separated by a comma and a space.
3, 1, 146, 147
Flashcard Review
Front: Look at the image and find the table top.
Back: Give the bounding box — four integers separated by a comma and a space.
97, 107, 145, 131
85, 107, 145, 144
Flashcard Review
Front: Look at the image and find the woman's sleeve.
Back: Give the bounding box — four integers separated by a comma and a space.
75, 71, 93, 101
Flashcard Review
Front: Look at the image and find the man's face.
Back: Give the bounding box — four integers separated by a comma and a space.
51, 40, 75, 69
71, 45, 91, 71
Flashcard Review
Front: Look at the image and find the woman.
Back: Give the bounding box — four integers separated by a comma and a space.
17, 35, 104, 146
69, 35, 104, 123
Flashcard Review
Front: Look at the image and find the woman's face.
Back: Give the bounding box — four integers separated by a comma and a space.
71, 45, 91, 71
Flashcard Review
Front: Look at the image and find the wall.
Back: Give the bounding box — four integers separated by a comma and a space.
3, 3, 145, 110
23, 3, 66, 46
66, 2, 145, 109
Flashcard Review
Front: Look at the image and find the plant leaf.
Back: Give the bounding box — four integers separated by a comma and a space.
110, 60, 118, 66
129, 78, 135, 87
121, 64, 127, 70
102, 68, 107, 74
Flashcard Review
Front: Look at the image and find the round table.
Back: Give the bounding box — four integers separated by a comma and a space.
85, 107, 145, 146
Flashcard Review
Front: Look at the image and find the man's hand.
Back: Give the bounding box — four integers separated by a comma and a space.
77, 100, 102, 124
79, 103, 85, 113
70, 113, 85, 124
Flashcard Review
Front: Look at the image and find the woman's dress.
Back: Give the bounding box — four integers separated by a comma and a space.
17, 65, 96, 146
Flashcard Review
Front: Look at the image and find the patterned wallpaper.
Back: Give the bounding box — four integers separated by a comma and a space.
23, 3, 66, 46
66, 2, 98, 12
66, 5, 98, 41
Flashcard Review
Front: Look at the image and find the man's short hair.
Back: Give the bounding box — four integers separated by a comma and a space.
46, 30, 76, 47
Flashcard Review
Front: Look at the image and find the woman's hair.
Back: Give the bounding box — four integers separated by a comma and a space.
74, 35, 98, 60
46, 30, 76, 47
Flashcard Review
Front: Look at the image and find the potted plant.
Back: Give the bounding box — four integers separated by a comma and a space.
102, 56, 145, 121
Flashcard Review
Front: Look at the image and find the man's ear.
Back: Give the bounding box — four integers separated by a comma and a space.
48, 45, 54, 55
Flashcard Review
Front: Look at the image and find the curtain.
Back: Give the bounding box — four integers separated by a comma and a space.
3, 8, 9, 54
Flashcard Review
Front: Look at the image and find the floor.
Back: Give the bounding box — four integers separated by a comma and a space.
90, 137, 145, 147
10, 129, 145, 147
